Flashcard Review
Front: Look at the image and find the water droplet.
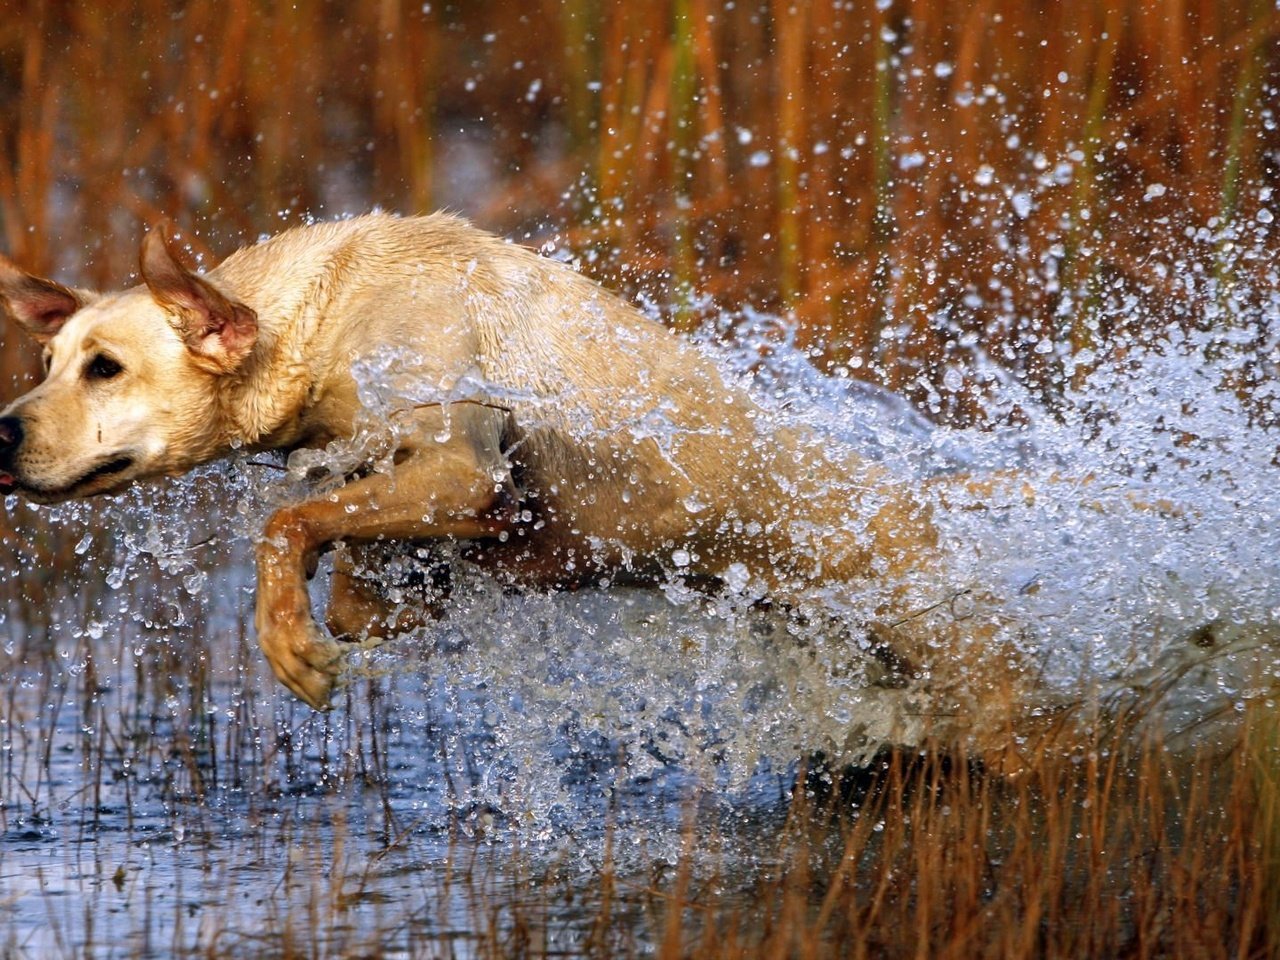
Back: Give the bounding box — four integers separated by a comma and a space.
723, 562, 750, 593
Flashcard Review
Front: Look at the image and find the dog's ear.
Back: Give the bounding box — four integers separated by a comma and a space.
0, 253, 84, 343
140, 225, 258, 375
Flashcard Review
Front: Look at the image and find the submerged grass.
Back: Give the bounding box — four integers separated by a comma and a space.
9, 626, 1280, 959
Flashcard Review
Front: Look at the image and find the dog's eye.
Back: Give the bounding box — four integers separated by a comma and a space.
84, 354, 123, 381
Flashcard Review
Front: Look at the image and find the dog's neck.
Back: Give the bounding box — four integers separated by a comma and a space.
206, 221, 373, 448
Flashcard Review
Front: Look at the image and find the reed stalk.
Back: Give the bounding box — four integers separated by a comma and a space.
669, 0, 698, 330
561, 0, 599, 153
1215, 0, 1271, 326
1066, 1, 1123, 392
1247, 702, 1280, 957
772, 0, 806, 312
870, 2, 894, 247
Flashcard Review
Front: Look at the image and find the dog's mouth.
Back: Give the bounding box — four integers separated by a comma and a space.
73, 456, 136, 492
1, 455, 136, 502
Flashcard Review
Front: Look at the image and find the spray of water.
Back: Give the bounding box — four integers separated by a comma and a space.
203, 286, 1277, 800
5, 263, 1278, 838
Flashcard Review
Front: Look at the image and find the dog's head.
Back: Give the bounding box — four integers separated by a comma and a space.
0, 228, 258, 502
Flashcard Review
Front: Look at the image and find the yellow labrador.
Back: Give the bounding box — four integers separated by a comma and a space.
0, 214, 1028, 741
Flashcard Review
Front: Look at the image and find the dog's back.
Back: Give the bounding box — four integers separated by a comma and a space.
208, 213, 888, 595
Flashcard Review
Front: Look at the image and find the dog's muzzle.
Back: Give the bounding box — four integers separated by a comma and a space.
0, 415, 22, 491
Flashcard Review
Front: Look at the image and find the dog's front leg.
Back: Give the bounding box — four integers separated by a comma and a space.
255, 444, 509, 709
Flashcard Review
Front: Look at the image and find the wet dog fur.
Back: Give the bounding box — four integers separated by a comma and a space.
0, 214, 1039, 756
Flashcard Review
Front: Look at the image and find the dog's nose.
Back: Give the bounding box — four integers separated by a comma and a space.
0, 416, 23, 452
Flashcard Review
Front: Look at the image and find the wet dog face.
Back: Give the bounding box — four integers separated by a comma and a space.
0, 231, 258, 502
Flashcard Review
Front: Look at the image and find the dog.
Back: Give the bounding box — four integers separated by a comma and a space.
0, 213, 1045, 752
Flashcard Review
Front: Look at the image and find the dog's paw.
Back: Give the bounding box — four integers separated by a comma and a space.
255, 605, 345, 710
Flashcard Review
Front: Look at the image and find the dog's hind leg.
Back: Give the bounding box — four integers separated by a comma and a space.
324, 544, 450, 644
255, 436, 511, 709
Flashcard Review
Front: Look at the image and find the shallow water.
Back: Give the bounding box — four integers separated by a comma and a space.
0, 475, 803, 956
1, 294, 1279, 955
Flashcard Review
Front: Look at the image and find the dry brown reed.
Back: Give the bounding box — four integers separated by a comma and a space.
269, 718, 1280, 960
0, 0, 1276, 406
638, 722, 1280, 960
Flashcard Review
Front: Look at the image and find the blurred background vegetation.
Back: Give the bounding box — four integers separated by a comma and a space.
0, 0, 1276, 414
2, 9, 1280, 953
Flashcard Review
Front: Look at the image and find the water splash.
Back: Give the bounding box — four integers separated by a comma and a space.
2, 265, 1279, 958
5, 264, 1279, 835
206, 286, 1276, 794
